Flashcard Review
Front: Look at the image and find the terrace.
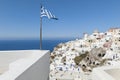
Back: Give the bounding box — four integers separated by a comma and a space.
0, 50, 50, 80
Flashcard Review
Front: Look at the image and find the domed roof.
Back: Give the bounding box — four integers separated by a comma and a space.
93, 29, 99, 33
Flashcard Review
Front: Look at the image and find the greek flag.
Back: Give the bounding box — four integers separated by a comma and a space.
41, 6, 58, 20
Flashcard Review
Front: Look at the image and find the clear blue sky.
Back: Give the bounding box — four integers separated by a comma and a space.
0, 0, 120, 40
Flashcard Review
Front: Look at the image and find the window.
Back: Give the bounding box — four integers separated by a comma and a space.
110, 48, 113, 51
86, 57, 89, 60
98, 53, 101, 57
96, 63, 99, 65
105, 33, 107, 35
106, 40, 109, 42
80, 45, 82, 48
102, 53, 105, 57
93, 62, 95, 65
82, 64, 86, 68
64, 63, 66, 65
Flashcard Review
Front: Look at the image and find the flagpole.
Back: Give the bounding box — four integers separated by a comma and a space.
40, 5, 42, 50
40, 4, 58, 50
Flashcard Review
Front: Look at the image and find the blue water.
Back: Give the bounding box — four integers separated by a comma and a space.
0, 38, 73, 52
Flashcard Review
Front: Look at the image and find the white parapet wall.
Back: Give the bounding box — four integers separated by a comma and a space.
0, 50, 50, 80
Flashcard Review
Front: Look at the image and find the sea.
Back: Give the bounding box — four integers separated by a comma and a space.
0, 38, 74, 52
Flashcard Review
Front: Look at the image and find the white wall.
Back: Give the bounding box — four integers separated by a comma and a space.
0, 50, 50, 80
15, 51, 50, 80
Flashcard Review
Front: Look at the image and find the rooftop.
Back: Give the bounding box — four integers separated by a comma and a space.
0, 50, 50, 80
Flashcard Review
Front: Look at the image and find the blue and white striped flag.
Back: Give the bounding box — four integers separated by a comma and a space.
41, 6, 58, 20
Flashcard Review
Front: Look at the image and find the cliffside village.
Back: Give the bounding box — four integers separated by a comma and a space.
50, 28, 120, 80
